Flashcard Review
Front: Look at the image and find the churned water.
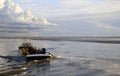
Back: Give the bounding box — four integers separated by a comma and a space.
0, 38, 120, 76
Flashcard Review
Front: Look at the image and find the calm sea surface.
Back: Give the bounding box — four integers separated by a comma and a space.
0, 38, 120, 76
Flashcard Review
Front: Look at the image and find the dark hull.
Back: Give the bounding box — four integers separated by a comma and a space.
26, 54, 51, 60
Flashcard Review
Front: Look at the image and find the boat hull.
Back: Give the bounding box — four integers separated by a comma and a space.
26, 54, 51, 60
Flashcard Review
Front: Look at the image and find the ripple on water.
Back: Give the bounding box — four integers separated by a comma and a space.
45, 57, 120, 76
0, 56, 120, 76
0, 56, 26, 73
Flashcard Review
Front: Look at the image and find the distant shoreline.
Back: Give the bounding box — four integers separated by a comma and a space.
0, 36, 120, 44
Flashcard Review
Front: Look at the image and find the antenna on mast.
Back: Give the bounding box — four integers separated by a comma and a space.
23, 27, 31, 43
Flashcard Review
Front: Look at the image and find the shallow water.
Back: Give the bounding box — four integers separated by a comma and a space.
0, 39, 120, 76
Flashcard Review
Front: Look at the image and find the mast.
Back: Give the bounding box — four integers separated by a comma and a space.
23, 26, 31, 43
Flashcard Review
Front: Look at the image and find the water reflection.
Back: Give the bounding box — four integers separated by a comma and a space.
0, 39, 22, 56
16, 61, 50, 76
0, 57, 50, 76
0, 39, 120, 76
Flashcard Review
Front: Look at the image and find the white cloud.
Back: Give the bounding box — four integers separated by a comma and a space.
0, 0, 56, 25
0, 0, 5, 9
40, 17, 57, 25
14, 0, 120, 19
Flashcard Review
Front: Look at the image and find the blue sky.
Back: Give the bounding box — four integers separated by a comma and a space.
0, 0, 120, 36
13, 0, 120, 17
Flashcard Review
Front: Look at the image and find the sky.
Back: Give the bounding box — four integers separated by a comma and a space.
0, 0, 120, 36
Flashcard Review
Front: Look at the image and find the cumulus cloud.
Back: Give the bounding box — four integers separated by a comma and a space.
0, 0, 56, 25
0, 0, 5, 9
40, 17, 57, 25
